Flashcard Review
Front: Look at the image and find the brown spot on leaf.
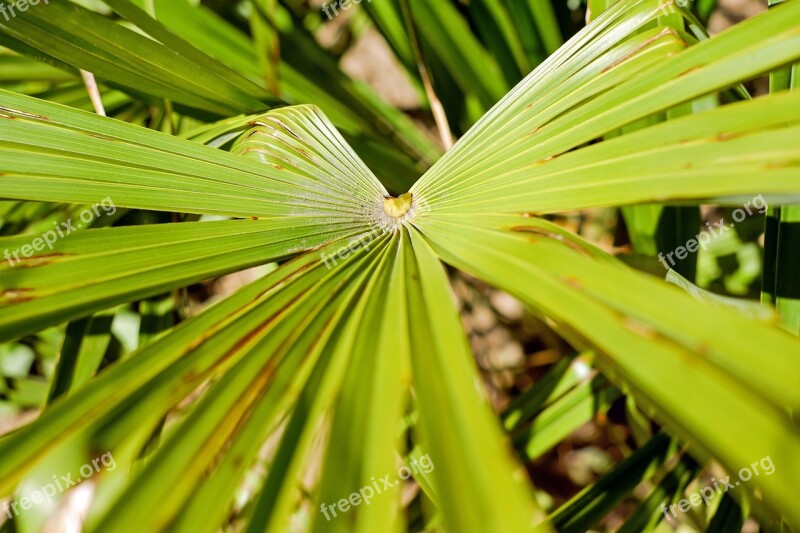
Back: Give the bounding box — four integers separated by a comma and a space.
678, 66, 703, 78
510, 225, 593, 257
0, 106, 50, 121
16, 253, 70, 264
17, 261, 54, 268
714, 132, 737, 141
86, 132, 117, 141
622, 316, 657, 340
265, 117, 302, 140
529, 154, 557, 166
560, 275, 583, 290
0, 288, 34, 303
601, 28, 680, 73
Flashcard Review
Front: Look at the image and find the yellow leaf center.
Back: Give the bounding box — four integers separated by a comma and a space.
383, 192, 413, 218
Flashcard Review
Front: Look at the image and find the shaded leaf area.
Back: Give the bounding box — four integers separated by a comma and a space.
405, 0, 507, 110
128, 0, 440, 189
0, 0, 280, 116
551, 431, 676, 532
763, 24, 800, 335
363, 0, 562, 134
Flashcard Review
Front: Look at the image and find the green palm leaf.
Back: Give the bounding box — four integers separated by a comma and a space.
2, 1, 800, 531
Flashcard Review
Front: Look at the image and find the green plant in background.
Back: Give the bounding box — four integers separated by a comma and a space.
0, 0, 799, 531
